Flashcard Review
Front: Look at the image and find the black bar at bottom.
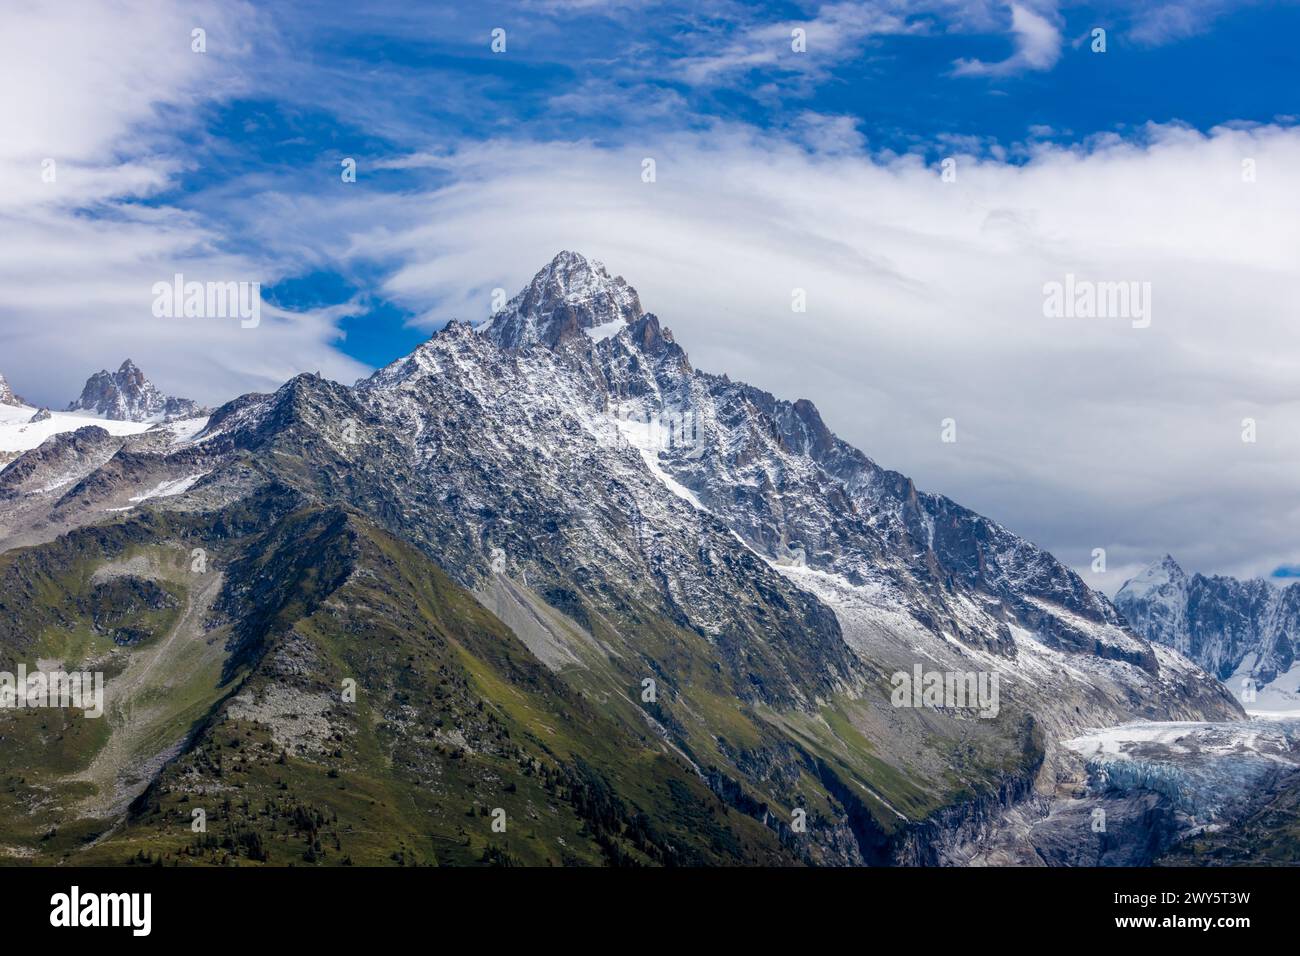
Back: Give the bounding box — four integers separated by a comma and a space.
0, 865, 1288, 942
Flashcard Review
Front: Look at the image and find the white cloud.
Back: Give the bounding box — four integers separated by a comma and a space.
790, 112, 870, 153
0, 0, 368, 407
0, 0, 242, 164
676, 1, 921, 87
1123, 0, 1260, 45
952, 2, 1062, 76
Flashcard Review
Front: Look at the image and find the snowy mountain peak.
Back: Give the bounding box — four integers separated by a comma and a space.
479, 251, 644, 350
1114, 556, 1190, 649
67, 359, 204, 423
1117, 557, 1300, 705
116, 358, 146, 388
0, 372, 23, 408
1157, 553, 1184, 572
1123, 554, 1188, 597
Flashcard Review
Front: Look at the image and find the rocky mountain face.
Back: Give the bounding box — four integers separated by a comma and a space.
1116, 555, 1299, 701
479, 250, 643, 348
0, 372, 23, 407
0, 425, 123, 500
67, 359, 204, 422
0, 252, 1247, 867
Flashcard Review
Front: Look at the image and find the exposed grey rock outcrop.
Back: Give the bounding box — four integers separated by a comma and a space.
67, 359, 204, 422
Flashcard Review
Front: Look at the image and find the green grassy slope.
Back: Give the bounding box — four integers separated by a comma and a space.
0, 487, 1037, 866
59, 505, 799, 866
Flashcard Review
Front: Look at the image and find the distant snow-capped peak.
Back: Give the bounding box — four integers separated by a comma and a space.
0, 371, 24, 407
1117, 555, 1300, 708
67, 359, 204, 423
1119, 554, 1188, 601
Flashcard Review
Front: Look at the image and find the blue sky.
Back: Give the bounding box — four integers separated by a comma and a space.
2, 0, 1299, 586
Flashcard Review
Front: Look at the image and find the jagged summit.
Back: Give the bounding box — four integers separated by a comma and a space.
1117, 557, 1300, 699
67, 359, 205, 422
479, 250, 644, 350
1121, 554, 1188, 593
0, 371, 24, 407
1114, 555, 1191, 657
